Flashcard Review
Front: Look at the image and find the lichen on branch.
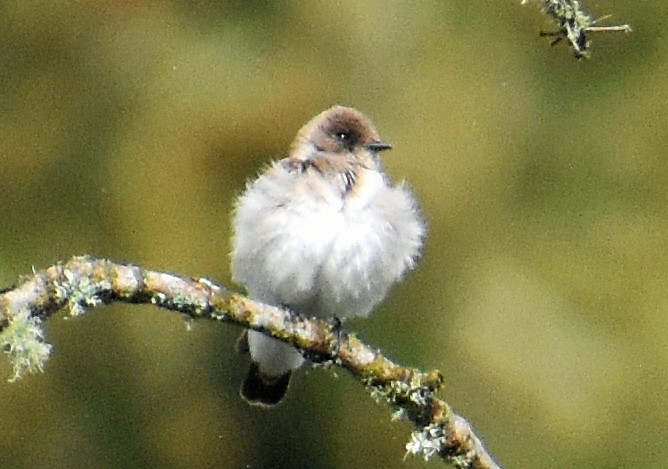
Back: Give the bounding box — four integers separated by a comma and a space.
0, 255, 502, 468
522, 0, 632, 58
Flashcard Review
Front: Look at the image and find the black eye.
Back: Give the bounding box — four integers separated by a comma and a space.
335, 132, 350, 141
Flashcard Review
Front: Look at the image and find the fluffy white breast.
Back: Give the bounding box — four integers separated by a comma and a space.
231, 161, 425, 319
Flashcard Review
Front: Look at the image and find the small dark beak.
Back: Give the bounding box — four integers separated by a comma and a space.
366, 141, 392, 152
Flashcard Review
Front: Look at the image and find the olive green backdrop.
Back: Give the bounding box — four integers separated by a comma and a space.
0, 1, 665, 468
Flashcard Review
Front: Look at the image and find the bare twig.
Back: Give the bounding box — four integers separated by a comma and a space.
0, 256, 502, 468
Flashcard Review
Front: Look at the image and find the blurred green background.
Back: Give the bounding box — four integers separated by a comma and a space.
0, 1, 665, 468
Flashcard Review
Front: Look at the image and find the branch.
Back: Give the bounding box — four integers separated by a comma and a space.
0, 255, 502, 468
521, 0, 632, 59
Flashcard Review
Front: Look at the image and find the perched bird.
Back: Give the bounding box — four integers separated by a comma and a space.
231, 105, 426, 406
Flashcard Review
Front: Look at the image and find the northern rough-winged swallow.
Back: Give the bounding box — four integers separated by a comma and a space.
231, 105, 426, 406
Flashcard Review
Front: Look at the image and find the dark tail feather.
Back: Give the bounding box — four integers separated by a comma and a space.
236, 330, 250, 354
241, 362, 291, 407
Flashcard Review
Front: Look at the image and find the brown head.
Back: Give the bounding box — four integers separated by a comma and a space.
288, 106, 392, 162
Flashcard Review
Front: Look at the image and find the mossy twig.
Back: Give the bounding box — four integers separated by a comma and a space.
0, 255, 502, 468
522, 0, 632, 58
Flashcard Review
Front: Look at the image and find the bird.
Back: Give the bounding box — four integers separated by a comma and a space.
231, 105, 426, 406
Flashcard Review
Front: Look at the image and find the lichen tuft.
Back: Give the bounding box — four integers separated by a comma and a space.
405, 423, 446, 461
0, 310, 52, 382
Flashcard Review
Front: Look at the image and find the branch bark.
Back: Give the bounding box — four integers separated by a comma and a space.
0, 255, 502, 468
